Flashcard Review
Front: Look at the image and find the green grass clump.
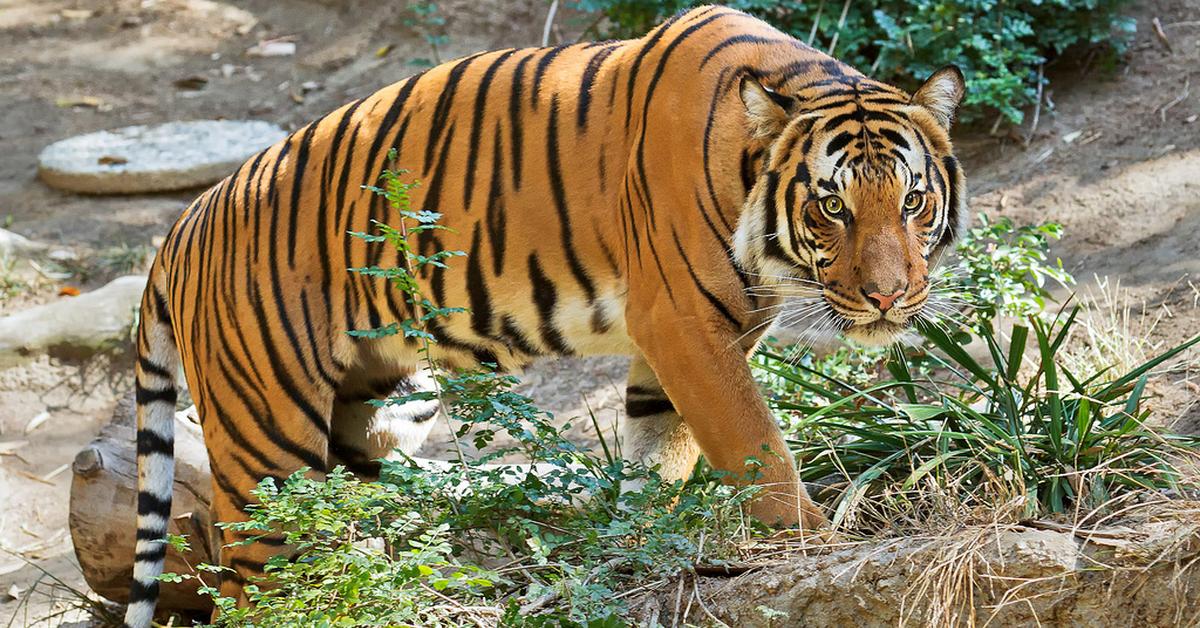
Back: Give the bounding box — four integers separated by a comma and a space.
768, 313, 1199, 529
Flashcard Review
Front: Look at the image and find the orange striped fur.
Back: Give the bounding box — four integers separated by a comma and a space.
125, 6, 966, 624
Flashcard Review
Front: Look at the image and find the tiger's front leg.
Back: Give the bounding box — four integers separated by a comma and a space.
626, 309, 826, 529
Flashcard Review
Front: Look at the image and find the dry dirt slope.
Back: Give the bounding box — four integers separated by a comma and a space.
0, 0, 1198, 624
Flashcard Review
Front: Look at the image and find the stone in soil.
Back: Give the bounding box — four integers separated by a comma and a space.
37, 120, 287, 194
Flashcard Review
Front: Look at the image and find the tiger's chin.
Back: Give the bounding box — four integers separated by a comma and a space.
841, 319, 910, 347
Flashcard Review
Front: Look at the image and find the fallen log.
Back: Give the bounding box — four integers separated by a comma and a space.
69, 395, 218, 613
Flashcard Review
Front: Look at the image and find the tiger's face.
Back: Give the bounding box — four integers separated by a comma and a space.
733, 68, 967, 347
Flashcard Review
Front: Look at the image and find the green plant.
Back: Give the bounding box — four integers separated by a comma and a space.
778, 311, 1199, 528
571, 0, 1136, 123
0, 258, 34, 304
754, 213, 1196, 528
405, 1, 450, 66
950, 215, 1073, 323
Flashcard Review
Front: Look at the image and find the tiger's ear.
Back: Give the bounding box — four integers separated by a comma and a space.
740, 75, 795, 138
911, 66, 965, 130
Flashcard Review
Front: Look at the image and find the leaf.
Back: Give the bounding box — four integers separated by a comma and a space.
898, 404, 944, 422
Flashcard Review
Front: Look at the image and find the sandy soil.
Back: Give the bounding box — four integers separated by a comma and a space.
0, 0, 1196, 624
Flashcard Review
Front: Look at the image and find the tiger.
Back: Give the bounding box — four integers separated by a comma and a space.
123, 4, 966, 625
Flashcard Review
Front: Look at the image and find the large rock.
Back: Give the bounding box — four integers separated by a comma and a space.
0, 275, 145, 365
38, 120, 287, 194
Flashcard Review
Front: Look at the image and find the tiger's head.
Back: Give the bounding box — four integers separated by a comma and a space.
732, 67, 967, 346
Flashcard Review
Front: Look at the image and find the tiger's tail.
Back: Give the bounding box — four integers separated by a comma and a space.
123, 270, 180, 628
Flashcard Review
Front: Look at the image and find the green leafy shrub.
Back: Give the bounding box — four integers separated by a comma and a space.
570, 0, 1137, 122
950, 216, 1072, 323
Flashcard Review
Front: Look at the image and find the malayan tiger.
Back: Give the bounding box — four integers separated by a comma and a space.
124, 5, 966, 625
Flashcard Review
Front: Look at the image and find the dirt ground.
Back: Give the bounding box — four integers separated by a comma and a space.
0, 0, 1196, 624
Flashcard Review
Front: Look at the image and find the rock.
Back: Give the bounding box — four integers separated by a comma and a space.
0, 228, 45, 258
0, 275, 144, 365
37, 120, 287, 194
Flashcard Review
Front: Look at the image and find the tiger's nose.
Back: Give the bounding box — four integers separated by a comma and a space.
863, 286, 906, 312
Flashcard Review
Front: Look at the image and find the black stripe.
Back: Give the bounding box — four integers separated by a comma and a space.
466, 223, 493, 338
138, 356, 172, 380
671, 230, 741, 330
135, 384, 177, 406
876, 127, 910, 152
626, 398, 675, 417
545, 97, 596, 302
622, 8, 692, 129
152, 287, 171, 327
134, 543, 167, 563
285, 123, 318, 268
127, 577, 160, 603
940, 155, 962, 247
409, 406, 438, 423
136, 527, 165, 542
508, 53, 533, 190
700, 34, 804, 68
577, 45, 617, 129
485, 121, 507, 275
527, 254, 573, 355
825, 132, 855, 156
137, 429, 173, 457
464, 50, 516, 212
499, 315, 544, 357
531, 44, 571, 109
760, 172, 790, 262
423, 53, 484, 175
137, 490, 171, 516
630, 10, 730, 236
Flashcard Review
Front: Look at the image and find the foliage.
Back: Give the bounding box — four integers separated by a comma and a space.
163, 476, 497, 628
950, 215, 1072, 323
404, 1, 450, 66
772, 311, 1200, 528
570, 0, 1137, 123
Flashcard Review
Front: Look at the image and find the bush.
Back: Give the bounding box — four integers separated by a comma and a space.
570, 0, 1137, 123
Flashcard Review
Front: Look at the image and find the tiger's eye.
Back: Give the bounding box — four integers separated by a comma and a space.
821, 196, 845, 217
903, 191, 925, 213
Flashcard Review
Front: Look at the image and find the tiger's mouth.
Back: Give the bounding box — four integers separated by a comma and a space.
841, 317, 909, 346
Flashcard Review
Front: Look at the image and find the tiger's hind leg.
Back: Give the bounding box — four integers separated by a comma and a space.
189, 364, 337, 609
619, 355, 703, 490
328, 370, 441, 478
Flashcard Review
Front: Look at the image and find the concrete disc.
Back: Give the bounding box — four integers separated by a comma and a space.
37, 120, 287, 194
